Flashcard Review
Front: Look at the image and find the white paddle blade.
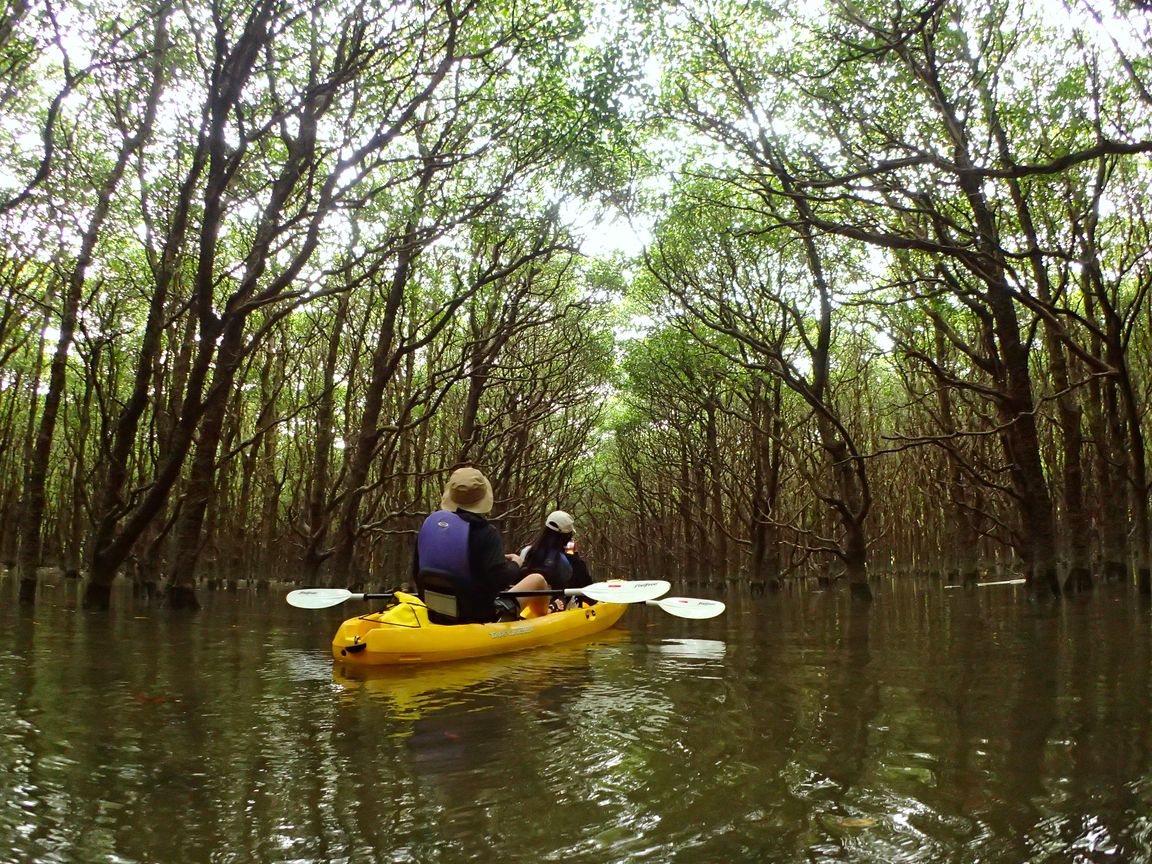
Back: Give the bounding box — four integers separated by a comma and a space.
578, 579, 671, 604
651, 597, 726, 619
943, 578, 1026, 590
286, 588, 356, 609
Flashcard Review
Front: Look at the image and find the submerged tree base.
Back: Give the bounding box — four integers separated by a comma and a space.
18, 578, 37, 605
84, 582, 112, 610
133, 580, 159, 600
166, 584, 200, 610
1101, 560, 1127, 582
1030, 564, 1062, 597
849, 581, 873, 602
1065, 567, 1093, 594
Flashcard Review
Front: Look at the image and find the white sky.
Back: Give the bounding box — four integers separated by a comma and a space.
577, 214, 652, 258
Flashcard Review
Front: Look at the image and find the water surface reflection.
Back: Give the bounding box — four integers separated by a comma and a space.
1, 576, 1150, 862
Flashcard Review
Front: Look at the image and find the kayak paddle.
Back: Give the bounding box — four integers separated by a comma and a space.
500, 579, 671, 604
645, 597, 726, 619
287, 579, 672, 610
286, 588, 396, 609
943, 578, 1027, 590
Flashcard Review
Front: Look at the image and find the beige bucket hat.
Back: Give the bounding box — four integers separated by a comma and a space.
440, 466, 494, 514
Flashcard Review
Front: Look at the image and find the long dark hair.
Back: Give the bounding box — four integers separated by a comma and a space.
522, 526, 571, 575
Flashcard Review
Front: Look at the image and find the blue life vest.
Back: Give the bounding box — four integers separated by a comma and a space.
417, 510, 471, 580
523, 545, 572, 588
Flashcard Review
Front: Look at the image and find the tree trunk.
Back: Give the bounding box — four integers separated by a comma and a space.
165, 316, 251, 608
301, 294, 349, 582
749, 378, 783, 591
17, 137, 139, 602
329, 243, 418, 586
705, 401, 728, 582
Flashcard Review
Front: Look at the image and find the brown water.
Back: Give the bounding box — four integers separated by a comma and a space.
1, 575, 1150, 863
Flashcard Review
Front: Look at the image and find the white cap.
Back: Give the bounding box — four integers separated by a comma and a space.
545, 510, 574, 534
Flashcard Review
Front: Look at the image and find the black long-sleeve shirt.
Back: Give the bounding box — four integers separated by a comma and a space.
458, 509, 521, 595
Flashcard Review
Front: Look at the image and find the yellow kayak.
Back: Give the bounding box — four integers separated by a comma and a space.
331, 591, 629, 666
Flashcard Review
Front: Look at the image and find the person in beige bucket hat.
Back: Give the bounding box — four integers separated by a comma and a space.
413, 466, 550, 622
439, 466, 494, 514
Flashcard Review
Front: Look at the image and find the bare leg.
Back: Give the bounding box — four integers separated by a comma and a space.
508, 572, 550, 617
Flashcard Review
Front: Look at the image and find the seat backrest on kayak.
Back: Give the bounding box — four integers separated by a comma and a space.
416, 568, 466, 624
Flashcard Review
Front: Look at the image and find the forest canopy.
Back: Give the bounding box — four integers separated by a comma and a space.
1, 0, 1150, 607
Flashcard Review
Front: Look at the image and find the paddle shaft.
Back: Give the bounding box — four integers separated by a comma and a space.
290, 579, 669, 608
502, 578, 670, 604
944, 578, 1026, 589
288, 585, 723, 618
501, 590, 724, 618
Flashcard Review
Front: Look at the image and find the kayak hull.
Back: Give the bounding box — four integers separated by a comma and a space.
331, 592, 628, 665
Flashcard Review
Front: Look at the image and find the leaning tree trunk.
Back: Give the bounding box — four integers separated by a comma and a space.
16, 127, 143, 604
329, 242, 419, 586
976, 38, 1093, 593
821, 423, 873, 601
990, 296, 1059, 596
61, 349, 97, 581
939, 135, 1058, 594
85, 2, 263, 609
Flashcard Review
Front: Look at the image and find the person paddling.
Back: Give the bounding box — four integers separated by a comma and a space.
413, 467, 550, 622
